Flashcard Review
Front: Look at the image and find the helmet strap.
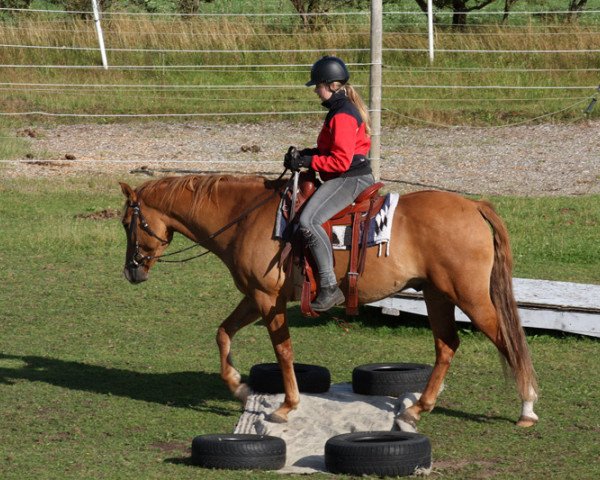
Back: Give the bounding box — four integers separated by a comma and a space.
328, 82, 346, 95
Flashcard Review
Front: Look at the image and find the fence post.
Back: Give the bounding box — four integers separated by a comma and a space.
427, 0, 434, 63
369, 0, 383, 181
91, 0, 108, 69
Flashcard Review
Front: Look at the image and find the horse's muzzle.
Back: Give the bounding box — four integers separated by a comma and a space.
123, 265, 148, 284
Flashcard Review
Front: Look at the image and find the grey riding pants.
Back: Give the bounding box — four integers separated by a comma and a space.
298, 173, 375, 287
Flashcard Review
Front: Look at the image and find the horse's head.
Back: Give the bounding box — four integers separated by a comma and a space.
120, 182, 172, 284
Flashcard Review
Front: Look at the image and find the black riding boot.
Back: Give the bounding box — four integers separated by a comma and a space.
310, 284, 345, 312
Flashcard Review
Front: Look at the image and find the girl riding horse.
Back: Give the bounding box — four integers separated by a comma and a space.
284, 56, 375, 312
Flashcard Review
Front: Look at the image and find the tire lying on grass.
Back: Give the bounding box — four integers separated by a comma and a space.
249, 363, 331, 394
191, 434, 286, 471
325, 431, 432, 477
352, 363, 432, 396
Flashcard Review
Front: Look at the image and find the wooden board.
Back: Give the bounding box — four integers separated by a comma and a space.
367, 278, 600, 338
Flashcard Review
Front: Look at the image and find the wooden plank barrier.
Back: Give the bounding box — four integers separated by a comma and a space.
367, 278, 600, 338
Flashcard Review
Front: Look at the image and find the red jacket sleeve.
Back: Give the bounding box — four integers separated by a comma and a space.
311, 113, 358, 173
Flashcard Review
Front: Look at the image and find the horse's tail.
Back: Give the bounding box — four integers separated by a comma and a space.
477, 200, 538, 401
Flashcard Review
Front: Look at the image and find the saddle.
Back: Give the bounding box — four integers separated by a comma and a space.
281, 171, 385, 317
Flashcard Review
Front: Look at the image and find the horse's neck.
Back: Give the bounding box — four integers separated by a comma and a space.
167, 181, 273, 253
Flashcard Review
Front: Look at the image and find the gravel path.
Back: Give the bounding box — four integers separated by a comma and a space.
4, 120, 599, 196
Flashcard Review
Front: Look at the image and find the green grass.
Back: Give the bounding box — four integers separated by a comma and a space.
489, 195, 600, 283
0, 130, 31, 161
0, 175, 599, 479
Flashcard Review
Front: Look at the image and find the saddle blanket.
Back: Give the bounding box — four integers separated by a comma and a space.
275, 193, 399, 255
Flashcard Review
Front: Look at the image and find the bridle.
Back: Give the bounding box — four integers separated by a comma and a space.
125, 201, 170, 269
125, 198, 219, 268
124, 169, 290, 269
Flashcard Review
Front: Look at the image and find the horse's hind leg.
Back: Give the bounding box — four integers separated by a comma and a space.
216, 296, 260, 403
398, 286, 459, 431
458, 295, 539, 427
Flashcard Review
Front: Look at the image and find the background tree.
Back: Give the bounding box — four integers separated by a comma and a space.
412, 0, 500, 26
567, 0, 588, 22
0, 0, 32, 20
289, 0, 368, 27
0, 0, 34, 10
60, 0, 112, 17
178, 0, 214, 14
569, 0, 588, 11
502, 0, 521, 23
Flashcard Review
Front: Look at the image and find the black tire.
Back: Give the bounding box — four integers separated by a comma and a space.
191, 434, 286, 470
325, 431, 431, 477
249, 363, 331, 394
352, 363, 432, 396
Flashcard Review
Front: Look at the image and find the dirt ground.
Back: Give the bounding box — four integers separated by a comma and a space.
4, 120, 599, 196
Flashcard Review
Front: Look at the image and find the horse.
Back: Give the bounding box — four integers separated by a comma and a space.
119, 173, 538, 431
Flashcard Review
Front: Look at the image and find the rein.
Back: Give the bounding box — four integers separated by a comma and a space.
126, 169, 289, 267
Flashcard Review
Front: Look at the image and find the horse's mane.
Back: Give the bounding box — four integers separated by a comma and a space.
137, 174, 282, 211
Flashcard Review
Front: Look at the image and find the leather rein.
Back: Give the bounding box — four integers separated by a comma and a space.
125, 170, 289, 268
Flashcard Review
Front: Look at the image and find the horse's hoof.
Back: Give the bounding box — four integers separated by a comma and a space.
266, 411, 288, 424
395, 411, 418, 433
516, 416, 538, 428
234, 383, 251, 404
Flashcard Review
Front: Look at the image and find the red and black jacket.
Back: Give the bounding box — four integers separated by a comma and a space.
308, 90, 372, 181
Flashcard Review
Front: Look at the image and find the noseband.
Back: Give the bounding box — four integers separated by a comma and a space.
126, 201, 169, 269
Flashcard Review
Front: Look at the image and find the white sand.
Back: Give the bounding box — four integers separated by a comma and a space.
234, 383, 404, 474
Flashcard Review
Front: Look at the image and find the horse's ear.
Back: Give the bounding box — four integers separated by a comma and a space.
119, 182, 137, 202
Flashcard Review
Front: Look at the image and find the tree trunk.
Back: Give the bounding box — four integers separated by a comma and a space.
452, 0, 467, 26
568, 0, 588, 22
502, 0, 520, 23
569, 0, 588, 10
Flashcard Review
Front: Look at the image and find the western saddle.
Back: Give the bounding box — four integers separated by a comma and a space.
281, 171, 385, 317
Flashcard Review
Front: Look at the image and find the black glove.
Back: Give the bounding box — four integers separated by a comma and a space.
284, 146, 312, 171
298, 147, 318, 157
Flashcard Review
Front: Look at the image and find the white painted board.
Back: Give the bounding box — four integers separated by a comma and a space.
367, 278, 600, 338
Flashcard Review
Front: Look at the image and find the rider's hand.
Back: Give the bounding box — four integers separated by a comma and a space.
298, 148, 318, 157
284, 146, 312, 171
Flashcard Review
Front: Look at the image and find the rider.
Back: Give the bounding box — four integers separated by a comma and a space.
284, 55, 375, 312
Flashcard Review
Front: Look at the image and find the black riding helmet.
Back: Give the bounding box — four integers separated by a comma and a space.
305, 56, 350, 87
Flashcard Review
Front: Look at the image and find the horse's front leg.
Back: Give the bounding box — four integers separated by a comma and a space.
255, 291, 299, 423
216, 296, 260, 403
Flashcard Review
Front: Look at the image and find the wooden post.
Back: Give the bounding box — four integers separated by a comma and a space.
369, 0, 383, 181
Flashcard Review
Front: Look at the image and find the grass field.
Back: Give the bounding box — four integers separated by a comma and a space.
0, 175, 599, 479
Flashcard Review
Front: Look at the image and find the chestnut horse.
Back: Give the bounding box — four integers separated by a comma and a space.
119, 174, 538, 430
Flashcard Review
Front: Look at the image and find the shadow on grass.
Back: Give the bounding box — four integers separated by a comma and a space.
0, 353, 235, 415
287, 304, 587, 340
287, 304, 433, 331
430, 406, 514, 425
164, 456, 196, 467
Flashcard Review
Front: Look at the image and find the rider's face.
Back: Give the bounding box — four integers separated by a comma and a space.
314, 83, 333, 102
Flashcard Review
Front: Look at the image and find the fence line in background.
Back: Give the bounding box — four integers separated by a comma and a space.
0, 89, 587, 102
5, 26, 600, 36
2, 65, 599, 74
0, 81, 595, 90
0, 93, 594, 118
3, 43, 600, 54
2, 7, 600, 16
0, 44, 374, 54
1, 6, 598, 129
0, 110, 324, 117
